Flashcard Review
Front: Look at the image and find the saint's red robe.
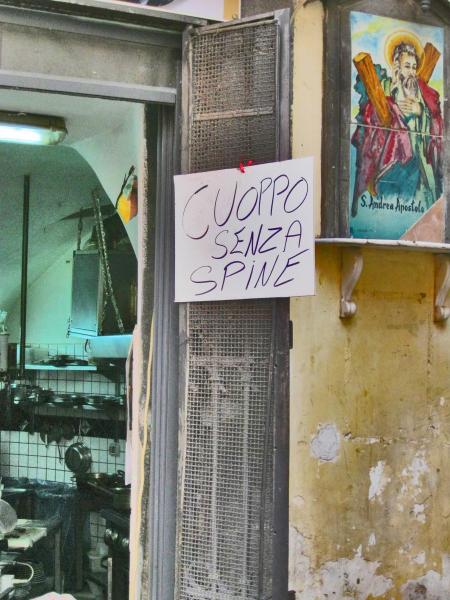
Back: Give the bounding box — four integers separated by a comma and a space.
351, 79, 443, 212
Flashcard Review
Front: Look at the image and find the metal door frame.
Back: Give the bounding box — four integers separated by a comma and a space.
177, 9, 291, 599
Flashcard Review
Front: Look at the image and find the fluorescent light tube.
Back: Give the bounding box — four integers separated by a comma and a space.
0, 111, 67, 145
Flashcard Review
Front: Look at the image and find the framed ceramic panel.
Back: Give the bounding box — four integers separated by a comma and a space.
321, 0, 450, 242
349, 12, 444, 240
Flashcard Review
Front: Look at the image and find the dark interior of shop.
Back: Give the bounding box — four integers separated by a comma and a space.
0, 89, 140, 600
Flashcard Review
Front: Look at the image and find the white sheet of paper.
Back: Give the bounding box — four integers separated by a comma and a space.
174, 157, 315, 302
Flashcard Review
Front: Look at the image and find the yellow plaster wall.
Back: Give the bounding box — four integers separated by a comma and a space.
292, 0, 323, 236
290, 3, 450, 598
224, 0, 240, 20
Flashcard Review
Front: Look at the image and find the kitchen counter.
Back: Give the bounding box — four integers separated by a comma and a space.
0, 518, 63, 594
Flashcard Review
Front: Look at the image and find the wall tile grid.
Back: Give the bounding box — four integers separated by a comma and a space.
1, 343, 126, 548
35, 368, 121, 397
0, 430, 126, 484
0, 431, 126, 549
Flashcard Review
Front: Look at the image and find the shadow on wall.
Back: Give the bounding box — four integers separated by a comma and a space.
2, 140, 135, 344
73, 105, 143, 256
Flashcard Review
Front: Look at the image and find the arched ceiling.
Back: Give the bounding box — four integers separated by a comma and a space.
0, 143, 109, 313
0, 89, 138, 316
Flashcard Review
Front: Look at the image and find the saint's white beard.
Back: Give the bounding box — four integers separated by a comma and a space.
401, 74, 419, 99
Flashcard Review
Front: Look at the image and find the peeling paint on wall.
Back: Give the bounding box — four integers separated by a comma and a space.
289, 526, 393, 599
289, 246, 450, 596
310, 423, 340, 462
344, 433, 382, 445
412, 503, 426, 524
401, 555, 450, 599
368, 461, 391, 501
289, 525, 311, 593
402, 451, 430, 488
397, 450, 431, 521
292, 495, 306, 510
413, 552, 426, 565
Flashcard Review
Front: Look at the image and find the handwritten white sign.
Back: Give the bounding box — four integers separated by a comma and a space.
174, 158, 315, 302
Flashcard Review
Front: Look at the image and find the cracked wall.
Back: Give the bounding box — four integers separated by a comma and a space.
289, 243, 450, 598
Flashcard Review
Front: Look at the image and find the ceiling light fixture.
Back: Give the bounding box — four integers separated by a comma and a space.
0, 111, 67, 145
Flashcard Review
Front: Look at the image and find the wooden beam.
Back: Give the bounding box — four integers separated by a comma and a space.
418, 42, 441, 84
353, 52, 391, 128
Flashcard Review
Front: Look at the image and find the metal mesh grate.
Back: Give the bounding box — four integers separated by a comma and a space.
191, 24, 277, 115
178, 16, 281, 600
179, 301, 274, 599
190, 116, 276, 173
189, 22, 278, 173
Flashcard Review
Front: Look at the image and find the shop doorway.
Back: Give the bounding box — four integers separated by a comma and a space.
0, 5, 292, 600
0, 86, 173, 599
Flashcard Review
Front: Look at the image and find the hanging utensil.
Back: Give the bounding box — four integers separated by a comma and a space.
65, 421, 91, 474
92, 188, 125, 334
57, 442, 63, 464
62, 422, 75, 442
39, 420, 50, 448
64, 442, 92, 475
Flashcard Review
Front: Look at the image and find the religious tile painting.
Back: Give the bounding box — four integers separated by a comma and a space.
349, 12, 444, 241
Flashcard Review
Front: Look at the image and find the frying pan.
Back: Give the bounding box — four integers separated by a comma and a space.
65, 442, 92, 475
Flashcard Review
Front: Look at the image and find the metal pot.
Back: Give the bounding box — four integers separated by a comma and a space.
77, 472, 111, 486
65, 442, 92, 474
111, 487, 130, 511
9, 383, 50, 405
77, 472, 125, 488
9, 383, 34, 403
0, 499, 18, 535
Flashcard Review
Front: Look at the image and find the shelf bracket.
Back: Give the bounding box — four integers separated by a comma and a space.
434, 254, 450, 322
340, 247, 363, 319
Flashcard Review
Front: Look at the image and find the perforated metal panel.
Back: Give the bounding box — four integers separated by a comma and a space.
179, 301, 275, 599
178, 14, 288, 600
188, 21, 278, 173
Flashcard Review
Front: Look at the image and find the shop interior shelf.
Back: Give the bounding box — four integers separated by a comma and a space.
25, 364, 97, 372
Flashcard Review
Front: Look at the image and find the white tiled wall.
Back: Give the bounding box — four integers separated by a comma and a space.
0, 431, 126, 550
0, 431, 126, 483
90, 512, 107, 550
0, 351, 125, 484
1, 346, 127, 551
35, 370, 120, 397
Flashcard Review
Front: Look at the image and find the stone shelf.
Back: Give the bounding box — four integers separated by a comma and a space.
315, 238, 450, 322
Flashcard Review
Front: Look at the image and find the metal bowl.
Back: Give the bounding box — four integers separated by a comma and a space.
65, 442, 92, 474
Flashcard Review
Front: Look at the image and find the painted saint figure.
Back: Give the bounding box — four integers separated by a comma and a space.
351, 32, 443, 220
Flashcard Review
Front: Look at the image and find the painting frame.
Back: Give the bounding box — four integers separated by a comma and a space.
321, 0, 450, 242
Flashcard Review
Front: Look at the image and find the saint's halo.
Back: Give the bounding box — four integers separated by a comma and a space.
384, 29, 424, 69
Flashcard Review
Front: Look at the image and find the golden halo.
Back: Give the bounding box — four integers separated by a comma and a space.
384, 30, 424, 69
